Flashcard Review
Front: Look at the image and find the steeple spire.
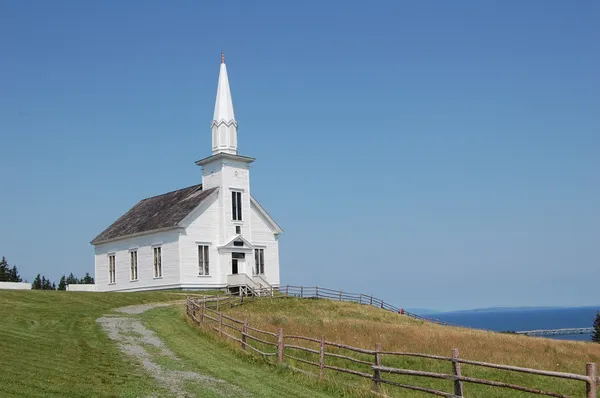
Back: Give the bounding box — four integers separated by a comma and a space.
211, 53, 238, 155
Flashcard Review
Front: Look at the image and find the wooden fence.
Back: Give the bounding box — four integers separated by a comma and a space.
273, 285, 452, 326
185, 294, 598, 398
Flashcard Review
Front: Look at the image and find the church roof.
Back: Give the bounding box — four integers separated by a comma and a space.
90, 184, 218, 245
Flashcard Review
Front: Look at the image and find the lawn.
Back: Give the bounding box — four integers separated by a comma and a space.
0, 290, 360, 397
0, 290, 186, 397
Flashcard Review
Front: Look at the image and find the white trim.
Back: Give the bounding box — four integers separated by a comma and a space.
129, 249, 138, 282
91, 226, 183, 246
177, 187, 219, 227
197, 244, 210, 276
217, 235, 254, 250
152, 246, 163, 278
102, 282, 228, 292
250, 196, 283, 234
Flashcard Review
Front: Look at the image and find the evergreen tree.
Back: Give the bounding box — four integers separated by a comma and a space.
58, 276, 67, 291
82, 272, 94, 284
41, 276, 47, 289
8, 266, 22, 282
0, 257, 9, 282
32, 274, 42, 290
592, 312, 600, 343
66, 272, 77, 285
51, 282, 56, 290
42, 277, 52, 290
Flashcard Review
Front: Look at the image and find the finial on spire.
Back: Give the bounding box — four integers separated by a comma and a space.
221, 52, 225, 64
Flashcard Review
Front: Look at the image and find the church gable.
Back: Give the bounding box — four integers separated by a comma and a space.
250, 196, 283, 235
218, 235, 254, 250
91, 185, 218, 245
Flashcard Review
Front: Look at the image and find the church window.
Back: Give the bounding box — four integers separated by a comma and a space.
254, 248, 265, 275
108, 254, 116, 284
232, 191, 242, 221
198, 245, 209, 276
236, 225, 241, 234
130, 251, 138, 281
153, 247, 162, 278
233, 240, 244, 247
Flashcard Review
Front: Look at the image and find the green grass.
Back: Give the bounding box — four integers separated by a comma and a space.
3, 289, 596, 398
0, 289, 190, 397
0, 290, 362, 398
139, 305, 365, 397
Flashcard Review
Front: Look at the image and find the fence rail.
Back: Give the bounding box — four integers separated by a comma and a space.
185, 295, 598, 398
273, 285, 452, 326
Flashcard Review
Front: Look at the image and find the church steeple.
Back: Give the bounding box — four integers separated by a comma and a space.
211, 52, 238, 155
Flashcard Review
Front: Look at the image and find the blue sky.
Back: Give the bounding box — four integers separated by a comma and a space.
1, 0, 598, 311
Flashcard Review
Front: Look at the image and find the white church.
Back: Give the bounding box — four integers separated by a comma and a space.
90, 54, 283, 293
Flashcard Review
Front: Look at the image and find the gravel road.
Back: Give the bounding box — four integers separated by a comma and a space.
97, 303, 250, 398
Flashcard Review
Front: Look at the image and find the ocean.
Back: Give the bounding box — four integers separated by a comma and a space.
426, 306, 600, 342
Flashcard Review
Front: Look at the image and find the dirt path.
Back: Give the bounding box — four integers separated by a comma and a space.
97, 303, 250, 398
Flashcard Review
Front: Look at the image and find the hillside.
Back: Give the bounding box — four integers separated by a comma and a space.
3, 289, 598, 398
0, 290, 348, 398
221, 297, 600, 397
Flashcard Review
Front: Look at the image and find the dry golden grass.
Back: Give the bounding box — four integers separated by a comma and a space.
220, 297, 600, 397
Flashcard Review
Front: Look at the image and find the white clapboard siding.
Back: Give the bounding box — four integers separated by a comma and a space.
251, 201, 281, 287
94, 230, 180, 292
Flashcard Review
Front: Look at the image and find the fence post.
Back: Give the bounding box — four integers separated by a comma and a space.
285, 285, 289, 296
277, 328, 284, 364
300, 286, 303, 298
359, 294, 362, 304
241, 321, 248, 351
319, 336, 325, 380
451, 348, 465, 397
200, 301, 205, 323
372, 343, 382, 392
316, 286, 319, 298
370, 295, 373, 305
218, 313, 223, 337
217, 295, 220, 312
587, 362, 597, 398
339, 290, 343, 301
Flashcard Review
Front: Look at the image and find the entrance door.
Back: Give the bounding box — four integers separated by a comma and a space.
232, 252, 245, 275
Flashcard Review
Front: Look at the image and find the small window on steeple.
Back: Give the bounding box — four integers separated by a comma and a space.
233, 240, 244, 247
236, 226, 241, 234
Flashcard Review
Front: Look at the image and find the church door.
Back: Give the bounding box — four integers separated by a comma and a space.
232, 252, 245, 275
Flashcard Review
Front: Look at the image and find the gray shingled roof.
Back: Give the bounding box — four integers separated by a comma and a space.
91, 184, 218, 245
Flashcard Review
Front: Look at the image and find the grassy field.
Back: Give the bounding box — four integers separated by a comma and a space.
220, 297, 600, 397
0, 289, 186, 397
3, 289, 599, 398
0, 290, 354, 397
